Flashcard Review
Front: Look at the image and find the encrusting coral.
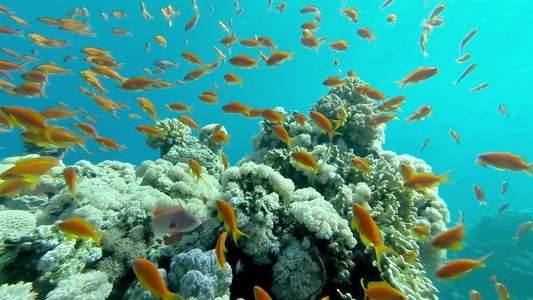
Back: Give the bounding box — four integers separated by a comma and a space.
0, 76, 450, 300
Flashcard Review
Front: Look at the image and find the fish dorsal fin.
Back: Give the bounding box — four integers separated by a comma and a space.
457, 209, 464, 225
368, 280, 393, 289
153, 204, 184, 217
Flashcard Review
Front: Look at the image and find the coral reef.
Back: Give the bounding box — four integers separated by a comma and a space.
0, 76, 451, 300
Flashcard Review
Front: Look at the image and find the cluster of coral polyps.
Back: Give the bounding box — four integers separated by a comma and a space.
0, 77, 449, 299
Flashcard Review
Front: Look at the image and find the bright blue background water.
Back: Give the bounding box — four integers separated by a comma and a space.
1, 0, 533, 297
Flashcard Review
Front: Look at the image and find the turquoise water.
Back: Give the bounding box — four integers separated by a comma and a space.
1, 0, 533, 299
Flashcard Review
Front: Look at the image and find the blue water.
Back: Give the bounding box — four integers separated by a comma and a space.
1, 0, 533, 298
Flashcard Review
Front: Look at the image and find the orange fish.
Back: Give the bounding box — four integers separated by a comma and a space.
0, 179, 32, 198
329, 40, 348, 51
291, 151, 319, 173
276, 2, 286, 12
229, 54, 259, 69
136, 97, 158, 120
323, 76, 345, 87
404, 169, 453, 194
222, 102, 251, 117
211, 128, 230, 145
352, 204, 399, 267
95, 136, 127, 152
181, 52, 203, 65
411, 225, 430, 241
216, 231, 228, 271
513, 221, 533, 243
216, 199, 248, 246
253, 286, 272, 300
435, 253, 493, 281
495, 282, 510, 299
224, 72, 243, 85
1, 105, 47, 133
431, 210, 465, 250
43, 126, 92, 154
132, 259, 184, 300
249, 108, 263, 118
81, 47, 112, 57
309, 111, 342, 141
188, 158, 203, 182
61, 167, 80, 201
476, 152, 532, 175
266, 51, 294, 68
21, 70, 48, 84
294, 113, 307, 125
349, 157, 372, 173
271, 125, 295, 149
360, 279, 407, 300
406, 104, 432, 123
58, 217, 103, 246
184, 68, 208, 82
357, 28, 378, 43
1, 156, 60, 184
41, 107, 79, 121
356, 86, 386, 101
470, 290, 482, 300
396, 66, 439, 89
387, 13, 397, 24
120, 76, 161, 91
368, 114, 398, 126
184, 8, 200, 31
165, 103, 193, 113
222, 153, 229, 170
449, 129, 460, 144
178, 116, 200, 131
341, 7, 359, 23
6, 82, 47, 98
136, 125, 166, 137
261, 108, 284, 124
473, 184, 486, 205
72, 123, 97, 136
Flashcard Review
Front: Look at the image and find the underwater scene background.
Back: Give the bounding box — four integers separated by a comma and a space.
0, 0, 532, 299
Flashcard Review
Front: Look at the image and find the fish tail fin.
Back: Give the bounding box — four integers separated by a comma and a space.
287, 137, 295, 150
327, 130, 342, 142
370, 36, 378, 43
117, 63, 124, 70
526, 163, 533, 176
117, 145, 127, 152
223, 134, 231, 146
237, 78, 243, 86
22, 174, 42, 188
75, 135, 91, 154
39, 85, 47, 98
439, 170, 454, 183
287, 51, 295, 61
375, 244, 399, 268
254, 58, 259, 69
232, 228, 249, 247
453, 79, 459, 85
477, 252, 494, 267
395, 80, 405, 89
163, 292, 185, 300
392, 113, 399, 120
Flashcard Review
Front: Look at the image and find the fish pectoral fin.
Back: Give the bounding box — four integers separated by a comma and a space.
448, 242, 463, 251
64, 233, 76, 241
351, 219, 358, 230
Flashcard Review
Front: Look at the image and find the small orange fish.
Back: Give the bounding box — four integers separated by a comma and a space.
261, 108, 284, 124
95, 136, 127, 152
276, 2, 286, 12
253, 286, 272, 300
431, 210, 465, 250
132, 259, 184, 300
347, 69, 356, 77
222, 102, 251, 117
178, 116, 200, 131
495, 282, 510, 299
435, 253, 493, 281
294, 113, 307, 125
216, 199, 248, 246
266, 51, 294, 68
356, 86, 386, 101
216, 231, 228, 271
211, 128, 230, 145
361, 279, 407, 300
476, 152, 532, 175
63, 167, 79, 200
165, 103, 193, 113
221, 153, 229, 170
457, 53, 472, 63
323, 76, 345, 87
349, 157, 372, 173
7, 82, 47, 98
368, 113, 398, 126
223, 72, 243, 85
271, 125, 295, 149
449, 129, 460, 144
513, 221, 533, 243
454, 63, 477, 85
406, 104, 432, 123
411, 225, 430, 241
154, 35, 167, 47
357, 28, 378, 43
352, 204, 399, 268
72, 123, 97, 136
188, 158, 203, 182
396, 67, 439, 89
111, 28, 132, 36
387, 13, 397, 24
309, 111, 342, 141
229, 54, 259, 69
473, 184, 486, 205
136, 97, 158, 120
291, 151, 319, 173
469, 290, 482, 300
58, 217, 103, 246
329, 40, 348, 51
136, 125, 166, 137
185, 8, 200, 31
404, 169, 453, 194
249, 108, 262, 118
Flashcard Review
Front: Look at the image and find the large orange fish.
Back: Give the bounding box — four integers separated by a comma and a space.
352, 204, 398, 268
476, 152, 532, 175
435, 253, 493, 281
1, 156, 60, 184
